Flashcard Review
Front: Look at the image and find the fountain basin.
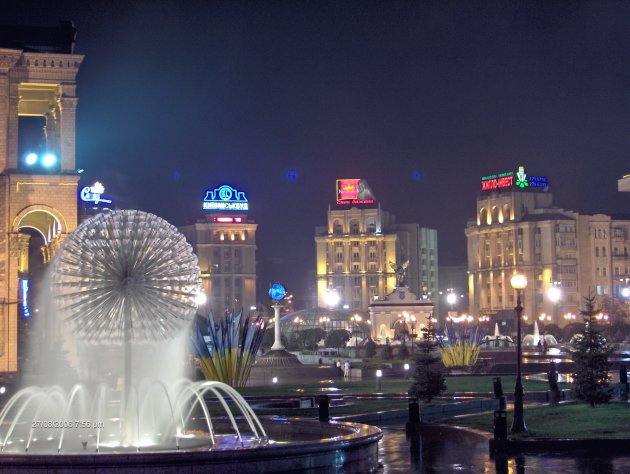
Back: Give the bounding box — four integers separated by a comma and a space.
0, 417, 382, 473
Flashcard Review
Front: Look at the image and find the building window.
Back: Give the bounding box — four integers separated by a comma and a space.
352, 263, 360, 272
336, 253, 343, 263
595, 247, 599, 257
352, 252, 360, 261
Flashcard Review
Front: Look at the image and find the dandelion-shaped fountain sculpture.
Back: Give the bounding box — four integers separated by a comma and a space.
0, 210, 275, 455
50, 210, 201, 443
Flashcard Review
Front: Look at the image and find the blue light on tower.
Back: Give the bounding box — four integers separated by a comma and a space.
24, 153, 38, 166
269, 283, 287, 302
42, 153, 57, 167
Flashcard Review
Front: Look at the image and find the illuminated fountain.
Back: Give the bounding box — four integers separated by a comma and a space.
523, 321, 558, 347
0, 210, 380, 472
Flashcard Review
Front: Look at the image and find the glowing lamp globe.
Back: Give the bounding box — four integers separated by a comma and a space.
547, 286, 561, 303
446, 292, 458, 305
510, 274, 528, 290
622, 287, 630, 298
269, 283, 287, 301
42, 153, 57, 167
25, 153, 38, 166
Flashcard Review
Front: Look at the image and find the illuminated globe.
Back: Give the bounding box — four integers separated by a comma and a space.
50, 210, 201, 343
269, 283, 287, 301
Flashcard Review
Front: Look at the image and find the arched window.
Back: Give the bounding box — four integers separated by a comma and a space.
491, 206, 500, 225
366, 218, 376, 233
350, 220, 360, 234
479, 208, 488, 226
503, 204, 511, 222
333, 221, 343, 234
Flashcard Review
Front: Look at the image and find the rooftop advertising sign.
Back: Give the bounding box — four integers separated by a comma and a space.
336, 179, 376, 205
481, 166, 548, 192
203, 185, 249, 211
80, 181, 113, 206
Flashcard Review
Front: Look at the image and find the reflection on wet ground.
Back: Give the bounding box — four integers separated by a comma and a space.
378, 425, 630, 474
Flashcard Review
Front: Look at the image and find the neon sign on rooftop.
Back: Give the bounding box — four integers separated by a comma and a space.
481, 166, 548, 192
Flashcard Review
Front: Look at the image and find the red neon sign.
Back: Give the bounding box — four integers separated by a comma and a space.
481, 175, 513, 191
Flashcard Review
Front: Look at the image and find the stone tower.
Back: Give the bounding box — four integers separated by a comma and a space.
0, 23, 83, 374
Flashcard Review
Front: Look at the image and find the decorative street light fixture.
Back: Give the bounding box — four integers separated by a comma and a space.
324, 289, 340, 308
510, 273, 528, 433
350, 314, 362, 346
547, 283, 561, 325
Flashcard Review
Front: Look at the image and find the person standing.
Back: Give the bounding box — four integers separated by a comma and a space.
343, 360, 350, 378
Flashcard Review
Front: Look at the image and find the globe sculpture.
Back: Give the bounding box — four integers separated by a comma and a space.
50, 210, 201, 343
268, 282, 287, 301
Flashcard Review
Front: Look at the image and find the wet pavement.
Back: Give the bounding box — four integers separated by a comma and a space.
377, 424, 630, 473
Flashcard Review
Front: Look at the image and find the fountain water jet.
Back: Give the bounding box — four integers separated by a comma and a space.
0, 210, 381, 472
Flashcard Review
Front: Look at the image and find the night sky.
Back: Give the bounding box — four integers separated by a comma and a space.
4, 1, 630, 307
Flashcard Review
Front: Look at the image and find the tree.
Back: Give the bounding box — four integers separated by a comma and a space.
302, 328, 326, 350
364, 338, 377, 358
408, 316, 446, 402
325, 329, 350, 350
599, 295, 630, 325
570, 295, 613, 406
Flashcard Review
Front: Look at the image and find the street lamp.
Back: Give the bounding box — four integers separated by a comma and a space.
547, 283, 561, 325
350, 314, 362, 346
510, 273, 528, 433
324, 289, 340, 308
446, 290, 458, 309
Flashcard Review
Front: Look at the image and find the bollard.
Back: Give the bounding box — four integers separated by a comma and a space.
493, 377, 506, 409
318, 394, 329, 422
406, 397, 421, 434
547, 362, 561, 404
493, 377, 503, 398
493, 410, 507, 441
620, 365, 628, 401
408, 397, 420, 424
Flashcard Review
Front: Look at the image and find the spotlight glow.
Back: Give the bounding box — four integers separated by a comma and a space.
42, 153, 57, 167
25, 153, 38, 165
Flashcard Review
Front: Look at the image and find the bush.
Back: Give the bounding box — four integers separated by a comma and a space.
408, 319, 445, 402
325, 329, 350, 349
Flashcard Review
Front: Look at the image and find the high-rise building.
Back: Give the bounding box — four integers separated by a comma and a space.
0, 23, 83, 374
179, 185, 257, 318
466, 165, 630, 328
314, 179, 438, 311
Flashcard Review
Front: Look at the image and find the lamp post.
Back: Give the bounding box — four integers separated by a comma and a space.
350, 314, 362, 347
510, 273, 527, 433
547, 283, 561, 325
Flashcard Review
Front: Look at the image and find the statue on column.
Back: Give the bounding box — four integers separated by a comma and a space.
389, 260, 409, 288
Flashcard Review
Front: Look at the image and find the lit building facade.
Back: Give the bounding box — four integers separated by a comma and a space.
0, 24, 83, 373
466, 165, 630, 328
179, 185, 257, 318
314, 179, 438, 312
